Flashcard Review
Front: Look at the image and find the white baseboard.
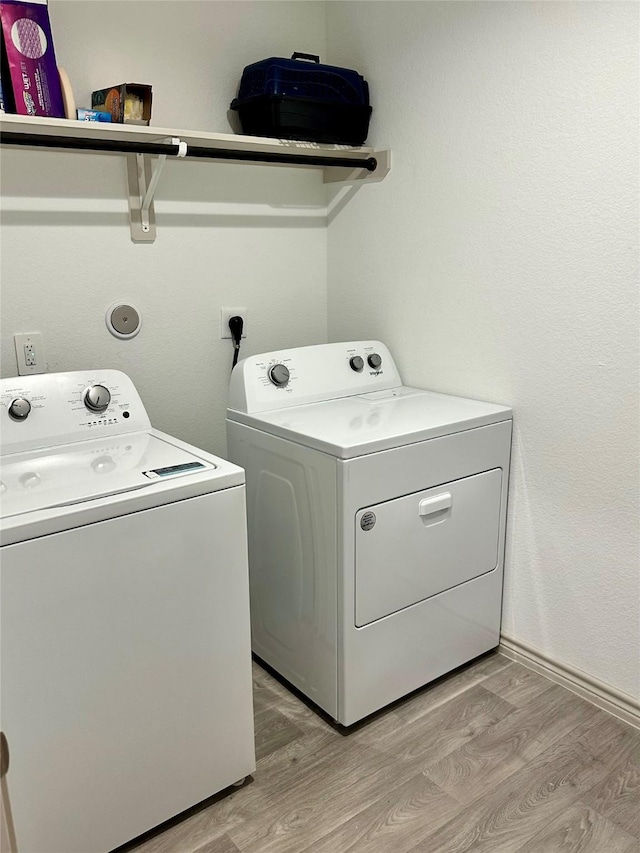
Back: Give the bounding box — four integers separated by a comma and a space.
499, 633, 640, 730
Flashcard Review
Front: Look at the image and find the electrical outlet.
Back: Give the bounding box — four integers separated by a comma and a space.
14, 332, 46, 375
220, 308, 248, 339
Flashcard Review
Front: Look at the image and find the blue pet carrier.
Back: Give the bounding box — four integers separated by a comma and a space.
230, 52, 372, 146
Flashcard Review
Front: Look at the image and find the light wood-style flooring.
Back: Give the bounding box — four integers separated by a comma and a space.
125, 653, 640, 853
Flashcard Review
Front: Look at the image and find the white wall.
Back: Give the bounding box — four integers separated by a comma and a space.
326, 2, 639, 698
2, 0, 637, 701
1, 1, 329, 454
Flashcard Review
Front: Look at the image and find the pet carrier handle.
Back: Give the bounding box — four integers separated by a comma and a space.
291, 52, 320, 63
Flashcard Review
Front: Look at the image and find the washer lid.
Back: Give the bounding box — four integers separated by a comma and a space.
1, 431, 220, 519
227, 387, 512, 458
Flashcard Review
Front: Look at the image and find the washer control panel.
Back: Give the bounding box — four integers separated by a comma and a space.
228, 341, 402, 414
1, 370, 151, 456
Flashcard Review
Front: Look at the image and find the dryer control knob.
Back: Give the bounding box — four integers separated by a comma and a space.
84, 384, 111, 413
367, 353, 383, 369
8, 397, 31, 420
269, 364, 290, 387
349, 356, 364, 372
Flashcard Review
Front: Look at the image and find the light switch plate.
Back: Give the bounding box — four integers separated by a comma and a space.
14, 332, 46, 375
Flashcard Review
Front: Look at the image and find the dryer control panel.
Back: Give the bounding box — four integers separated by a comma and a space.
228, 341, 402, 414
1, 370, 151, 455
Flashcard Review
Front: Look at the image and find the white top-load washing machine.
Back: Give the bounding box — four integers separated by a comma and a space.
227, 341, 512, 726
0, 370, 255, 853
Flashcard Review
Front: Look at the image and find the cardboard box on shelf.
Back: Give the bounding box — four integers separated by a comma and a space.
0, 0, 65, 117
91, 84, 152, 125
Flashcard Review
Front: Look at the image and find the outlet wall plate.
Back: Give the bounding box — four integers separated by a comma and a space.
14, 332, 46, 375
221, 307, 248, 339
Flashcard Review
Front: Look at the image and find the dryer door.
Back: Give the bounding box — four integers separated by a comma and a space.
355, 468, 502, 627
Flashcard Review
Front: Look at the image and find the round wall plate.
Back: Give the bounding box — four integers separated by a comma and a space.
106, 303, 142, 339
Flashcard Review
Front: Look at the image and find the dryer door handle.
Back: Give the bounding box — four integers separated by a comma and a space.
419, 493, 452, 516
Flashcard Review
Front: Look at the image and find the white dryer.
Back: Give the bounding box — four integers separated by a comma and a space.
227, 341, 512, 726
0, 370, 255, 853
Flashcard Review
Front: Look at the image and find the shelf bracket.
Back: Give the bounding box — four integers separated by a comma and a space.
126, 137, 186, 243
323, 149, 391, 185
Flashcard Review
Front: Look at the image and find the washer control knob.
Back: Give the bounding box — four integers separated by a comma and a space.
367, 353, 383, 369
8, 398, 31, 420
84, 384, 111, 413
269, 364, 290, 387
349, 356, 364, 372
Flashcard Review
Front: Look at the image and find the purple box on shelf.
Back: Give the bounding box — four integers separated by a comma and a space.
0, 0, 64, 117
